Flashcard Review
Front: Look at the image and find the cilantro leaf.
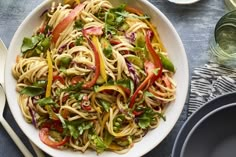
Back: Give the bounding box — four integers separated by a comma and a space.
62, 82, 83, 92
90, 134, 107, 154
38, 97, 56, 106
20, 86, 45, 97
137, 107, 165, 129
99, 99, 111, 112
21, 34, 51, 56
104, 4, 127, 37
21, 35, 42, 53
75, 36, 84, 46
57, 114, 93, 139
74, 19, 84, 30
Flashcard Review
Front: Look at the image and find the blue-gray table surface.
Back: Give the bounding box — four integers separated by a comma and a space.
0, 0, 226, 156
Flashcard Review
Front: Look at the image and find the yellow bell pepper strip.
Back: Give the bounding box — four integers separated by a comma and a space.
82, 35, 100, 89
52, 3, 84, 43
146, 30, 163, 82
129, 61, 155, 108
45, 51, 58, 120
125, 6, 166, 51
95, 85, 127, 102
64, 0, 80, 5
46, 50, 53, 97
92, 36, 107, 82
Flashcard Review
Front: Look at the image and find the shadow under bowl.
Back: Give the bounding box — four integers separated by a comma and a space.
181, 103, 236, 157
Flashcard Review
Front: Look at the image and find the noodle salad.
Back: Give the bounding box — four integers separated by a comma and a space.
12, 0, 176, 154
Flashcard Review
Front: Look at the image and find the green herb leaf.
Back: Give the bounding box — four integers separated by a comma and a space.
38, 97, 56, 106
101, 38, 113, 58
99, 99, 111, 112
157, 112, 166, 121
70, 93, 85, 101
57, 115, 93, 139
20, 86, 45, 96
62, 82, 83, 92
67, 125, 79, 139
78, 122, 93, 135
137, 108, 157, 129
75, 36, 84, 46
74, 19, 84, 29
104, 4, 127, 37
21, 36, 41, 53
90, 134, 107, 154
44, 25, 53, 34
21, 34, 51, 56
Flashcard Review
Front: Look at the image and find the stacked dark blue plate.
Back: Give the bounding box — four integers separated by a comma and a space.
172, 92, 236, 157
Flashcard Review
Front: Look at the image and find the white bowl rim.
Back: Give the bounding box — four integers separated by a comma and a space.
5, 0, 189, 156
168, 0, 201, 5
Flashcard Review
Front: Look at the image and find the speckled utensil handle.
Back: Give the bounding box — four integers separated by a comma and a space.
0, 85, 33, 157
0, 39, 6, 88
0, 39, 45, 157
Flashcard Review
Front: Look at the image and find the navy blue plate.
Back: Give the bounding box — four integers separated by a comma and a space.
172, 92, 236, 157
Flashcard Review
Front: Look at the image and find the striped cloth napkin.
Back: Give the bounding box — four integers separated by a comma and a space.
188, 62, 236, 116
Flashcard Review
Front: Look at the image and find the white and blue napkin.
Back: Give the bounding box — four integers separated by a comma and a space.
188, 62, 236, 116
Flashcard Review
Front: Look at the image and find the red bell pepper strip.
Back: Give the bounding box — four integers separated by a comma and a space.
39, 128, 68, 148
40, 120, 64, 133
71, 76, 83, 85
52, 4, 85, 43
82, 35, 100, 89
146, 30, 163, 82
83, 26, 103, 36
129, 61, 156, 108
133, 110, 144, 116
109, 38, 121, 45
53, 75, 65, 85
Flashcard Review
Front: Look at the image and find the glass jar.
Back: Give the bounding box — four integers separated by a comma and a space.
225, 0, 236, 11
209, 10, 236, 68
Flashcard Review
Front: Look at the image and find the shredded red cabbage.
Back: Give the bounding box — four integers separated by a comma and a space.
27, 98, 37, 128
125, 59, 139, 88
125, 32, 136, 43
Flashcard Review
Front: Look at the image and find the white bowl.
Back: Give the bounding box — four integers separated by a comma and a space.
5, 0, 189, 156
168, 0, 201, 5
